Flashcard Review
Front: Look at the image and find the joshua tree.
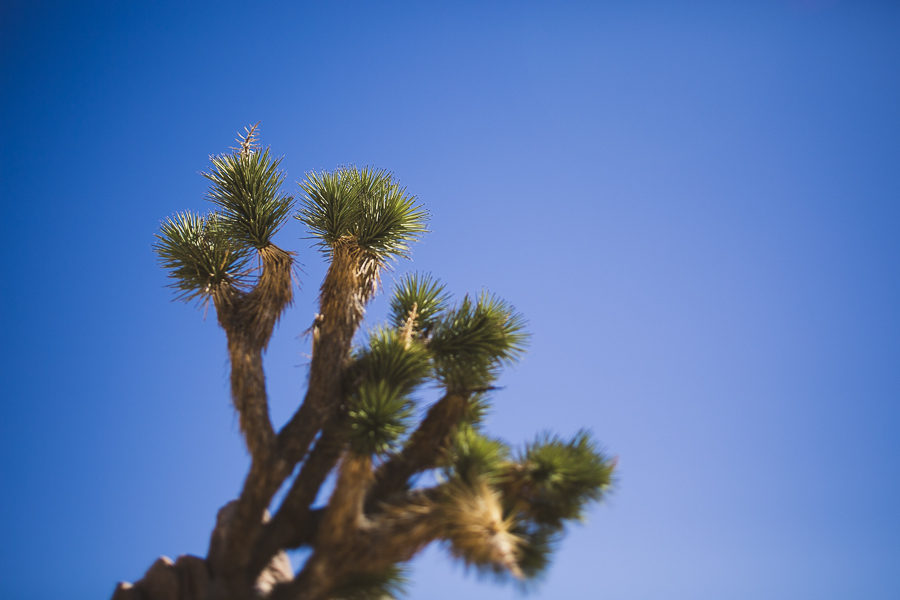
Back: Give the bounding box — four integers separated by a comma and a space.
113, 124, 615, 600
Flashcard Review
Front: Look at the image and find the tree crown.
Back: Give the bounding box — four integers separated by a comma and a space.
140, 125, 615, 600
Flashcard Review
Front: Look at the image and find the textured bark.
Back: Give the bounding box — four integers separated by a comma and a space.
270, 455, 375, 600
209, 244, 370, 600
270, 489, 446, 600
214, 244, 294, 462
250, 426, 344, 579
278, 244, 364, 464
320, 455, 373, 546
112, 502, 293, 600
366, 392, 469, 509
110, 555, 206, 600
207, 245, 294, 600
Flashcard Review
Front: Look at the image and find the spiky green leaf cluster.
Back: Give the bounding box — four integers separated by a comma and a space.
444, 426, 510, 486
438, 429, 612, 582
352, 328, 432, 396
297, 167, 428, 260
388, 273, 451, 335
331, 565, 408, 600
346, 279, 528, 463
346, 329, 432, 456
345, 282, 528, 457
155, 129, 293, 301
153, 211, 250, 301
204, 148, 294, 248
513, 430, 614, 527
429, 293, 528, 391
347, 381, 414, 457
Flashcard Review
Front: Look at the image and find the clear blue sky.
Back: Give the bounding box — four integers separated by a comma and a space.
1, 1, 899, 599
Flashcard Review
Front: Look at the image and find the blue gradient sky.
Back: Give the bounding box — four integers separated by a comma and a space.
2, 1, 899, 599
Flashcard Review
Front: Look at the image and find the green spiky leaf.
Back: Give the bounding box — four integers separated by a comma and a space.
509, 522, 559, 582
297, 166, 428, 260
351, 327, 433, 397
204, 147, 294, 249
153, 211, 249, 301
444, 425, 510, 486
459, 392, 491, 429
347, 380, 415, 456
511, 430, 614, 527
388, 272, 451, 335
429, 292, 528, 391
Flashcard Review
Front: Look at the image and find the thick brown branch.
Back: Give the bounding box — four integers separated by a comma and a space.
319, 454, 373, 547
224, 342, 276, 460
248, 425, 345, 579
206, 244, 296, 600
270, 488, 449, 600
274, 452, 375, 600
363, 483, 520, 582
213, 244, 294, 461
278, 243, 366, 465
283, 478, 522, 600
206, 457, 289, 600
211, 243, 372, 600
246, 244, 295, 349
366, 392, 470, 509
276, 246, 365, 454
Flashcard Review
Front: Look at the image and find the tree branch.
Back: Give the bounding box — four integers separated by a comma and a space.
248, 425, 345, 579
213, 244, 294, 461
366, 392, 470, 509
269, 488, 444, 600
278, 243, 365, 466
210, 244, 369, 600
321, 454, 373, 547
206, 244, 296, 600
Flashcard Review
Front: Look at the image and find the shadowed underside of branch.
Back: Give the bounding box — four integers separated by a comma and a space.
134, 126, 616, 600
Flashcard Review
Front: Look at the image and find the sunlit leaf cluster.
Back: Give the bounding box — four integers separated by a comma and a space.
513, 430, 614, 527
438, 425, 614, 582
429, 293, 528, 392
347, 380, 415, 458
297, 167, 428, 261
345, 275, 528, 456
443, 425, 509, 486
388, 272, 451, 335
154, 129, 294, 301
152, 211, 250, 301
204, 148, 294, 249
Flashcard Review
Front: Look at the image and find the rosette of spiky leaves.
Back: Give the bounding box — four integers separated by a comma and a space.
297, 167, 428, 262
429, 293, 528, 392
204, 147, 294, 249
330, 565, 409, 600
346, 328, 432, 456
153, 211, 250, 301
347, 380, 413, 456
351, 328, 433, 397
347, 380, 415, 457
388, 273, 451, 337
508, 430, 614, 528
444, 425, 510, 487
